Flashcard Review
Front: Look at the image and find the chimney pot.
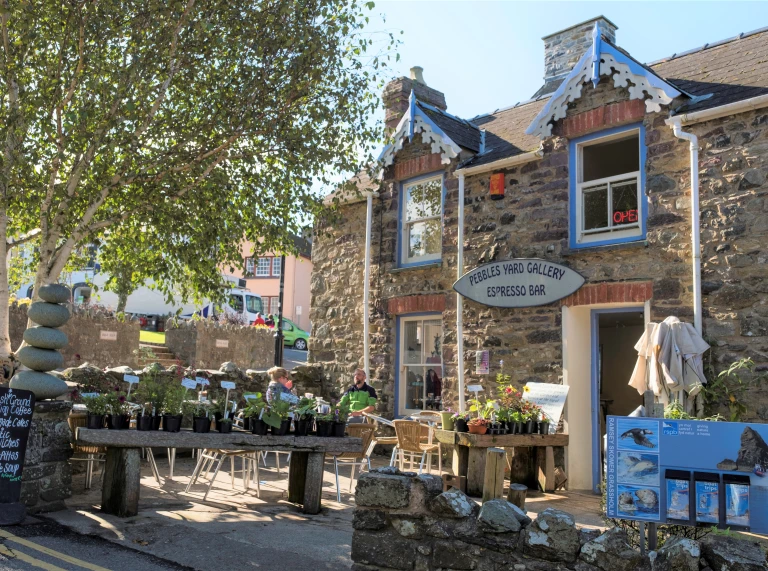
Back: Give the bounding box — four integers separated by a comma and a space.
410, 66, 425, 85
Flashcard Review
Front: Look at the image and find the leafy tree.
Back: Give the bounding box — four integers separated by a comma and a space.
0, 0, 396, 360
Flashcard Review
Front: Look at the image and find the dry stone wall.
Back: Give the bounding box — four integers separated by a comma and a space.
310, 73, 768, 422
352, 468, 768, 571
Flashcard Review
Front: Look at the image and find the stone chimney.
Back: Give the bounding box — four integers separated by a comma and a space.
540, 16, 617, 89
382, 66, 447, 133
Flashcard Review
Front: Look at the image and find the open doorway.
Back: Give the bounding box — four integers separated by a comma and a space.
592, 308, 645, 490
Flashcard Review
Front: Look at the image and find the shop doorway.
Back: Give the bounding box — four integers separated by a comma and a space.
591, 307, 645, 491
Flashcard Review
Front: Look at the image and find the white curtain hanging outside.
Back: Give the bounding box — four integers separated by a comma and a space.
628, 316, 710, 407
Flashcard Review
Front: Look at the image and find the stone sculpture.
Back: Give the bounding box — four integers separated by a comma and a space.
10, 284, 71, 399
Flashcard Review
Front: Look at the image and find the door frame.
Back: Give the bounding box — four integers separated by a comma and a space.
589, 306, 644, 492
394, 312, 442, 418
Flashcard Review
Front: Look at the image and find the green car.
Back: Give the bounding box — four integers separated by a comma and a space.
281, 318, 309, 350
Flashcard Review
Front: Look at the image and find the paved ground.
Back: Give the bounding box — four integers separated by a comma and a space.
22, 450, 607, 570
283, 347, 307, 370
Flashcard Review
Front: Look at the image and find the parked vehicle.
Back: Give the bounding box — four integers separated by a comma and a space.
281, 318, 309, 350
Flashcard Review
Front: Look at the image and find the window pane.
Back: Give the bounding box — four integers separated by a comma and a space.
228, 294, 244, 313
256, 257, 270, 276
611, 180, 639, 227
583, 184, 608, 230
272, 257, 281, 276
423, 320, 442, 362
245, 258, 255, 273
245, 295, 262, 314
582, 135, 639, 182
425, 367, 443, 410
404, 366, 426, 410
403, 321, 422, 364
405, 178, 441, 221
269, 296, 280, 315
407, 219, 441, 260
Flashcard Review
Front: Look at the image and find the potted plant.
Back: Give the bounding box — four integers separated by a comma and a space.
185, 401, 211, 433
440, 408, 455, 431
162, 385, 186, 432
105, 387, 132, 429
217, 416, 233, 433
538, 411, 551, 435
333, 400, 350, 437
82, 394, 108, 429
315, 412, 334, 437
243, 394, 269, 435
264, 399, 292, 436
523, 401, 541, 434
453, 411, 470, 432
294, 397, 317, 436
510, 411, 524, 434
468, 417, 488, 435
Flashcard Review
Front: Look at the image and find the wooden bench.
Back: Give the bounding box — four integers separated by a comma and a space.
433, 430, 569, 497
76, 428, 361, 517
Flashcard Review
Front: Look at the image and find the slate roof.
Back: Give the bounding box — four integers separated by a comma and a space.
417, 102, 482, 152
650, 26, 768, 114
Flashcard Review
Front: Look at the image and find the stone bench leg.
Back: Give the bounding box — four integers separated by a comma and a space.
102, 447, 141, 517
466, 447, 486, 497
536, 446, 555, 493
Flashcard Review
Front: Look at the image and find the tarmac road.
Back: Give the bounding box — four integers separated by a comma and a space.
0, 519, 188, 571
283, 347, 307, 371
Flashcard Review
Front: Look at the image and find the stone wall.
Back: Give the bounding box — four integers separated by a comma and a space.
352, 468, 768, 571
310, 71, 768, 423
165, 320, 274, 370
10, 303, 140, 369
21, 401, 73, 514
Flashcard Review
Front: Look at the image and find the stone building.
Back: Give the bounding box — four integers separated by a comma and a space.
310, 16, 768, 490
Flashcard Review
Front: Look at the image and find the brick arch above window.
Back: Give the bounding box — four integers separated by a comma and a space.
561, 281, 652, 307
387, 294, 447, 315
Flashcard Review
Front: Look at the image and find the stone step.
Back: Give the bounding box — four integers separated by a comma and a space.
138, 358, 180, 367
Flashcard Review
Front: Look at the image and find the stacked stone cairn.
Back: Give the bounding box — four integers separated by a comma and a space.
10, 284, 71, 400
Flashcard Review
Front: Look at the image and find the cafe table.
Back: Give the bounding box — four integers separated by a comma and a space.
76, 428, 361, 517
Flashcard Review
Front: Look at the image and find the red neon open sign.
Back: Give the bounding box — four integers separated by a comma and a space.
613, 209, 638, 224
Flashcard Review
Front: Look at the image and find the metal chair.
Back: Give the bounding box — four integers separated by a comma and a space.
329, 425, 376, 502
185, 449, 260, 501
363, 412, 399, 466
393, 420, 441, 475
68, 413, 105, 489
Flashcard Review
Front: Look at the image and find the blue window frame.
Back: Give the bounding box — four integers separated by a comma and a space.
569, 123, 647, 249
397, 172, 444, 268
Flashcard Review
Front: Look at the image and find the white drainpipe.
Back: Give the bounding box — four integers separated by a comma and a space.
666, 117, 702, 335
456, 172, 466, 412
363, 191, 378, 379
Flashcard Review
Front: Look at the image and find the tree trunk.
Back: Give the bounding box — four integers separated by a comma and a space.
117, 291, 127, 313
0, 215, 13, 381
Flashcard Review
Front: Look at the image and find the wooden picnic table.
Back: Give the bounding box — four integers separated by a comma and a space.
76, 428, 361, 517
434, 429, 569, 497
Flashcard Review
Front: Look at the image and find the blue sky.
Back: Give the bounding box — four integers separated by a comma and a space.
369, 2, 768, 121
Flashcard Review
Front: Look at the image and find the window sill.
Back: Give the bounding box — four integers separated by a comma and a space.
562, 239, 648, 256
390, 261, 442, 273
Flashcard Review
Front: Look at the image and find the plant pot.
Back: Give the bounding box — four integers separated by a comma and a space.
315, 420, 332, 437
214, 412, 223, 424
151, 415, 163, 431
86, 413, 105, 429
468, 423, 488, 435
295, 419, 311, 437
526, 420, 537, 434
332, 422, 346, 437
440, 412, 455, 431
136, 414, 153, 431
538, 421, 550, 435
218, 421, 232, 433
193, 416, 211, 433
454, 418, 469, 433
163, 414, 182, 432
109, 414, 131, 430
242, 417, 251, 432
251, 419, 269, 436
271, 419, 291, 436
519, 421, 528, 434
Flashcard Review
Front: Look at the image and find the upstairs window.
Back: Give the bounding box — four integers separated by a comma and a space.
400, 174, 443, 266
272, 257, 282, 277
571, 126, 645, 248
245, 257, 255, 275
256, 257, 271, 276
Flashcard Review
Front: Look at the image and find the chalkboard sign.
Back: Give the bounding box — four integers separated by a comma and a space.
0, 387, 35, 524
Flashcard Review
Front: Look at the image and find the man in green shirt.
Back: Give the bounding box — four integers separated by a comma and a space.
341, 368, 377, 422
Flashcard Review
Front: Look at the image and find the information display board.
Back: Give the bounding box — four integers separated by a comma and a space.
0, 387, 35, 524
606, 415, 768, 532
522, 382, 569, 434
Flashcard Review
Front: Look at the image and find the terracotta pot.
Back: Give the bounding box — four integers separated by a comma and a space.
468, 423, 488, 435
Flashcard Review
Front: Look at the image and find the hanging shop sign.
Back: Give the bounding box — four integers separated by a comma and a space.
606, 415, 768, 532
0, 387, 35, 525
453, 259, 585, 308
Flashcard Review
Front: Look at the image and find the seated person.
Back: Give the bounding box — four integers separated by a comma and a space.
340, 368, 377, 423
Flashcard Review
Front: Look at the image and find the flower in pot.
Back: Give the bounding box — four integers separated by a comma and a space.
162, 385, 186, 432
440, 408, 455, 431
510, 411, 524, 434
538, 411, 551, 435
263, 399, 292, 435
185, 401, 211, 433
243, 393, 269, 435
467, 418, 488, 435
105, 387, 132, 429
522, 401, 542, 434
82, 394, 108, 429
294, 397, 317, 436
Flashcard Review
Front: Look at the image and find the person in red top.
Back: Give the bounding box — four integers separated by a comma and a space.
252, 312, 266, 326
